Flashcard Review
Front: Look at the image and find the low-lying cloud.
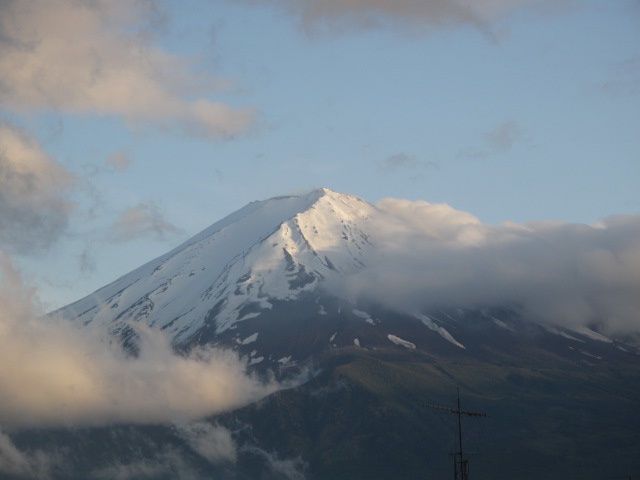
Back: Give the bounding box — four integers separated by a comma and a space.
0, 253, 279, 429
0, 123, 74, 254
337, 198, 640, 337
0, 0, 254, 138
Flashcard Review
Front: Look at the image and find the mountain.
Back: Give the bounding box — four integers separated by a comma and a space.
55, 188, 630, 367
14, 188, 640, 479
56, 188, 376, 350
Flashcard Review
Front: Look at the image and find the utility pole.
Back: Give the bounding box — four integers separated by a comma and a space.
426, 387, 487, 480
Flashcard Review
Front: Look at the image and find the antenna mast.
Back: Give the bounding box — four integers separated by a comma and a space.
426, 387, 487, 480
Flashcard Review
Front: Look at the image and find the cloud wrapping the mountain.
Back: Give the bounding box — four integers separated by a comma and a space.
0, 123, 74, 254
0, 0, 253, 138
0, 253, 279, 429
337, 198, 640, 336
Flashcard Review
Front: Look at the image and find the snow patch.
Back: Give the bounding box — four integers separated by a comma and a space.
353, 338, 361, 347
569, 346, 602, 360
572, 326, 613, 343
415, 314, 465, 349
545, 326, 585, 343
248, 356, 264, 366
352, 309, 375, 325
488, 315, 514, 332
240, 333, 258, 345
236, 312, 261, 322
387, 334, 415, 350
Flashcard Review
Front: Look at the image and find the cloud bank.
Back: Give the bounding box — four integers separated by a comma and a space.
0, 0, 254, 138
0, 123, 74, 254
337, 198, 640, 337
0, 253, 279, 429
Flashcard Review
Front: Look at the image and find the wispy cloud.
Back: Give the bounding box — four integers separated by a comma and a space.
89, 447, 198, 480
244, 0, 568, 34
600, 56, 640, 97
0, 122, 74, 254
176, 422, 237, 464
105, 152, 133, 173
380, 153, 438, 172
111, 203, 182, 243
240, 446, 307, 480
458, 120, 525, 159
0, 0, 254, 138
90, 423, 237, 480
0, 430, 57, 479
485, 120, 524, 153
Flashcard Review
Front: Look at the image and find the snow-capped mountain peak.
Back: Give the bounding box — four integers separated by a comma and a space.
56, 188, 376, 342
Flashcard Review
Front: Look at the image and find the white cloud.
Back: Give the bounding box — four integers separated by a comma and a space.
0, 253, 280, 429
0, 0, 254, 138
112, 203, 182, 242
0, 122, 74, 253
332, 199, 640, 337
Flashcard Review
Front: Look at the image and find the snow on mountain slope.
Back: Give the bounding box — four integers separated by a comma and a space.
55, 188, 377, 343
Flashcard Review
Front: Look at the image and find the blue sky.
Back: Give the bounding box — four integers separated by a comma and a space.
1, 0, 638, 308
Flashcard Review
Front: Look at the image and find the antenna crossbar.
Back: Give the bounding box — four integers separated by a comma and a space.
425, 388, 486, 480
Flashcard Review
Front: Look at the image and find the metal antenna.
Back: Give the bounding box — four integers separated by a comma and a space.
426, 387, 487, 480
